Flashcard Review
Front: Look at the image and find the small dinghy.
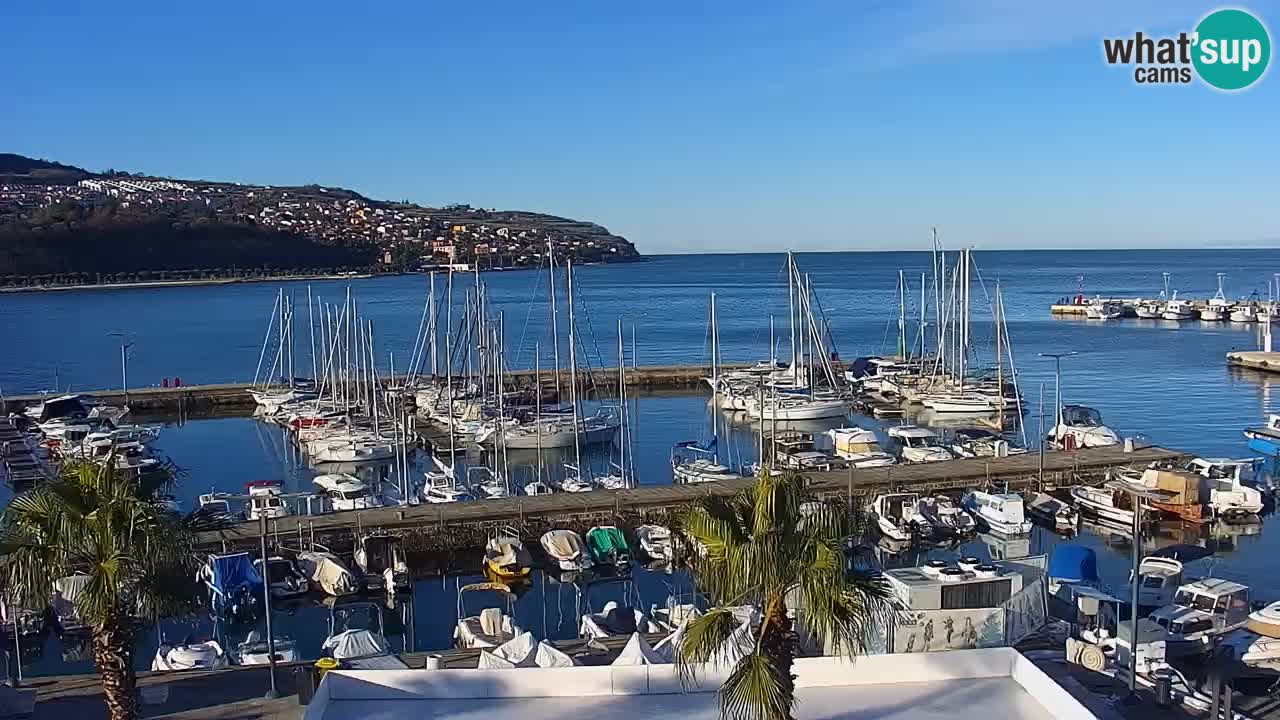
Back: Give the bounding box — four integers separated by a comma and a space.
634, 524, 673, 563
454, 582, 524, 649
586, 526, 631, 571
236, 630, 299, 665
540, 529, 594, 572
152, 638, 228, 672
484, 530, 533, 583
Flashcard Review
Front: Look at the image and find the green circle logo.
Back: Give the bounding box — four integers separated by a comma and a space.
1193, 8, 1271, 90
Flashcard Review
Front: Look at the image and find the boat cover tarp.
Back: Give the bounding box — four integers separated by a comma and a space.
486, 540, 520, 568
541, 530, 586, 561
321, 629, 392, 662
1048, 545, 1098, 584
151, 641, 226, 671
488, 631, 538, 666
534, 641, 575, 667
477, 650, 518, 669
587, 527, 627, 557
299, 551, 358, 596
209, 553, 263, 596
611, 632, 665, 665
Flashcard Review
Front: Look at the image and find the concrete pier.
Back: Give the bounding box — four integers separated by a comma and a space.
0, 363, 742, 415
196, 444, 1186, 553
1227, 350, 1280, 374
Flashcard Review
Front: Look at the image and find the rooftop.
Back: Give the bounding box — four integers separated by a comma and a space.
303, 648, 1096, 720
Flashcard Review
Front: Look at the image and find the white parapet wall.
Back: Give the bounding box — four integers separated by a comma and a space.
304, 648, 1096, 720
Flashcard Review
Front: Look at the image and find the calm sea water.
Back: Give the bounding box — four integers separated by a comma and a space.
4, 248, 1280, 677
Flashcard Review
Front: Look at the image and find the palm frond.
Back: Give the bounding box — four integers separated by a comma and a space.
719, 648, 793, 720
674, 607, 742, 686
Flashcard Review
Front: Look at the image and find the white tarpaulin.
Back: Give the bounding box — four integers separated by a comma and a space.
493, 632, 538, 665
150, 641, 227, 672
322, 629, 391, 661
477, 650, 518, 669
611, 632, 666, 666
476, 635, 575, 669
534, 642, 576, 668
299, 551, 358, 596
540, 531, 585, 562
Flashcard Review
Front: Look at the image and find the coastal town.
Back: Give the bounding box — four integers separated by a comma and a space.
0, 155, 640, 287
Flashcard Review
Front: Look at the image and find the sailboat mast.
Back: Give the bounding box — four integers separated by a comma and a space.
711, 292, 720, 464
429, 271, 438, 378
788, 252, 796, 374
567, 258, 582, 476
446, 270, 455, 458
769, 315, 775, 367
898, 270, 906, 358
933, 228, 942, 358
308, 285, 317, 382
996, 281, 1004, 429
617, 318, 628, 489
919, 272, 926, 360
548, 239, 562, 403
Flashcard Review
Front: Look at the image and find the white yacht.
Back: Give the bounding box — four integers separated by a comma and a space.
1049, 404, 1120, 450
1183, 457, 1265, 517
1149, 578, 1252, 643
962, 491, 1032, 536
887, 425, 954, 463
817, 427, 896, 468
1161, 291, 1195, 320
745, 393, 850, 421
1199, 273, 1231, 321
312, 474, 383, 511
245, 481, 289, 520
671, 441, 742, 484
1127, 556, 1186, 608
868, 492, 920, 542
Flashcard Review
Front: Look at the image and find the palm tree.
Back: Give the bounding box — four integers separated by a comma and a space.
0, 461, 205, 720
674, 470, 893, 720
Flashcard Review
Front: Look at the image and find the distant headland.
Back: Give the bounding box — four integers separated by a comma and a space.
0, 153, 641, 291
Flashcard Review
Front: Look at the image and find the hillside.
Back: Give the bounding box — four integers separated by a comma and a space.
0, 154, 640, 284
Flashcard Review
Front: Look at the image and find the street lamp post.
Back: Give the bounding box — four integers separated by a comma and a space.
1038, 351, 1078, 445
259, 513, 279, 699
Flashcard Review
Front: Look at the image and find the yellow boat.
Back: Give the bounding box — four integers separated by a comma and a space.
484, 532, 532, 582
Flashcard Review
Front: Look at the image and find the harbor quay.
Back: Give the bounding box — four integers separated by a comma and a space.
195, 444, 1186, 555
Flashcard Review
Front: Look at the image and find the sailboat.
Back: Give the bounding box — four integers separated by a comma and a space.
675, 294, 744, 484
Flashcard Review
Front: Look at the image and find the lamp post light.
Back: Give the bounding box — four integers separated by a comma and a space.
108, 333, 134, 404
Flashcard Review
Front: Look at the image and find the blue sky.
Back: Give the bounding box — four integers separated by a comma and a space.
4, 0, 1277, 253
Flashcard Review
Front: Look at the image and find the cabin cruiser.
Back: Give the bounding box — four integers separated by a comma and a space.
950, 428, 1018, 458
235, 630, 299, 665
297, 550, 360, 596
1188, 458, 1266, 517
634, 524, 673, 563
1024, 491, 1078, 532
254, 556, 309, 601
1049, 404, 1120, 450
586, 526, 631, 571
1085, 298, 1124, 320
914, 495, 977, 536
869, 492, 921, 542
484, 532, 533, 583
768, 432, 846, 471
671, 441, 742, 484
540, 529, 594, 572
887, 425, 954, 463
353, 534, 410, 592
1127, 556, 1187, 608
1161, 292, 1195, 320
245, 480, 290, 520
817, 427, 895, 468
962, 491, 1033, 536
455, 582, 524, 649
421, 468, 473, 504
198, 552, 263, 623
1149, 578, 1252, 644
313, 474, 383, 511
152, 636, 228, 671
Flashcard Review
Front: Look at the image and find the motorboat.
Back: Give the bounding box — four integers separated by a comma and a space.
235, 630, 298, 665
523, 479, 556, 496
1247, 600, 1280, 638
1244, 414, 1280, 456
322, 600, 407, 669
1161, 292, 1195, 320
297, 550, 360, 596
313, 474, 384, 511
1024, 491, 1078, 532
1084, 298, 1124, 320
540, 529, 594, 572
1199, 274, 1231, 321
914, 495, 977, 536
469, 467, 509, 499
484, 531, 533, 583
887, 425, 953, 463
254, 556, 309, 601
586, 526, 632, 571
244, 480, 290, 520
24, 393, 91, 423
817, 427, 896, 468
353, 534, 410, 592
1070, 485, 1143, 526
1134, 299, 1162, 319
1149, 578, 1252, 642
949, 428, 1017, 458
1231, 301, 1259, 323
671, 440, 742, 484
198, 552, 263, 622
151, 637, 228, 671
767, 432, 846, 471
50, 573, 92, 635
1127, 556, 1187, 608
1183, 457, 1265, 517
421, 468, 474, 504
1049, 405, 1121, 450
868, 492, 921, 542
962, 491, 1033, 536
634, 524, 673, 563
454, 582, 524, 649
558, 470, 594, 493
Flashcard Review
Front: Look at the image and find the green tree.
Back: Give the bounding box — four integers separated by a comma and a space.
674, 471, 893, 720
0, 462, 205, 720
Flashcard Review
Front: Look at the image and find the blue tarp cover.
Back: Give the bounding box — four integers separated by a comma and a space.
209, 552, 263, 595
1048, 545, 1098, 584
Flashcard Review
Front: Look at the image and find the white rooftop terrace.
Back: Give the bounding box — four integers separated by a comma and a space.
304, 648, 1096, 720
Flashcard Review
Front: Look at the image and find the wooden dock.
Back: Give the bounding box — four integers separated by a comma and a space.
197, 444, 1187, 553
1227, 350, 1280, 375
0, 363, 738, 415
